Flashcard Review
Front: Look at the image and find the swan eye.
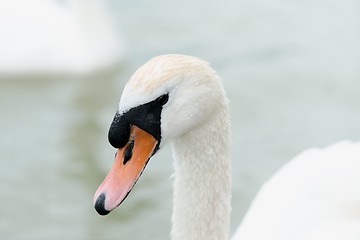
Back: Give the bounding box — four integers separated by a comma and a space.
156, 93, 169, 106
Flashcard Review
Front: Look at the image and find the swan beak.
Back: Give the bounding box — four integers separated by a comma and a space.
93, 126, 158, 215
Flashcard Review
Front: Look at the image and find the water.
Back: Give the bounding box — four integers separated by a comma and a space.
1, 0, 360, 239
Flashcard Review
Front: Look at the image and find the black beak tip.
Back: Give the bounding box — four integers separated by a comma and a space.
94, 193, 110, 216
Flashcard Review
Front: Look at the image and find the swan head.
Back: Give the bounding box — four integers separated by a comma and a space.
93, 54, 227, 215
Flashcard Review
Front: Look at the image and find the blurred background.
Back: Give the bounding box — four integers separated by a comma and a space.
1, 0, 359, 239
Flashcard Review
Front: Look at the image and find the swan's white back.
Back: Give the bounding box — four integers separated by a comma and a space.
233, 141, 360, 240
0, 0, 123, 74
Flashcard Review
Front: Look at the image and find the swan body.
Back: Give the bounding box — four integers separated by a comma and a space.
92, 54, 360, 240
0, 0, 123, 74
233, 141, 360, 240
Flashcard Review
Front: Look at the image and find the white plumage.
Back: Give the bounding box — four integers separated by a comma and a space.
233, 141, 360, 240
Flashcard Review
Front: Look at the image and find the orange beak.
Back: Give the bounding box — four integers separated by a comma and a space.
93, 125, 158, 215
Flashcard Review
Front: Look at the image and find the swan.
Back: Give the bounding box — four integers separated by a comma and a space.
0, 0, 123, 74
93, 54, 360, 240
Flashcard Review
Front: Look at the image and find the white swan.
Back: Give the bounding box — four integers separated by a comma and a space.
0, 0, 123, 74
92, 54, 360, 240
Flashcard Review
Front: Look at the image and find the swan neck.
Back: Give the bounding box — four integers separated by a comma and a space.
171, 107, 231, 240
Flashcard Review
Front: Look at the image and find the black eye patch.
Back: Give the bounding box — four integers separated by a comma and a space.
155, 93, 169, 106
108, 93, 168, 149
